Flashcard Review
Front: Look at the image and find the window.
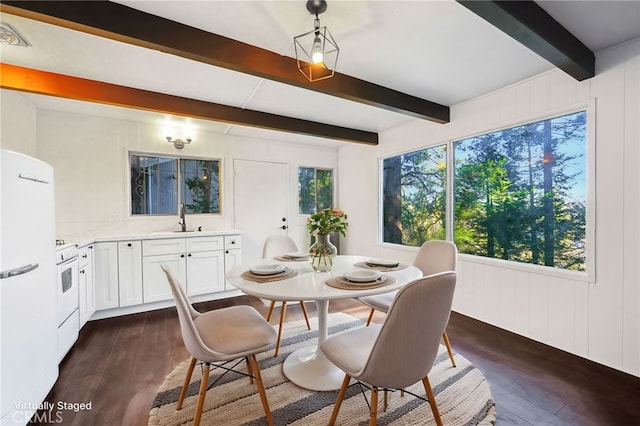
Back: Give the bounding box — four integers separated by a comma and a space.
381, 145, 447, 246
454, 111, 587, 271
298, 167, 333, 214
380, 109, 589, 273
130, 154, 220, 215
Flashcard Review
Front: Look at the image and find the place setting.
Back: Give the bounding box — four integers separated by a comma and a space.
325, 269, 396, 290
241, 263, 298, 283
272, 251, 310, 262
354, 258, 409, 272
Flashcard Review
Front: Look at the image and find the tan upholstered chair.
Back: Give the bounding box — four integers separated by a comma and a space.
161, 265, 276, 426
321, 271, 456, 426
262, 235, 311, 356
359, 240, 458, 367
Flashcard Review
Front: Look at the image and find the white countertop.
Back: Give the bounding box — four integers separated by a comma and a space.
60, 229, 243, 248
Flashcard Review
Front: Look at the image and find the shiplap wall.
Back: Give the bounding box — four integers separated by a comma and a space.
339, 39, 640, 377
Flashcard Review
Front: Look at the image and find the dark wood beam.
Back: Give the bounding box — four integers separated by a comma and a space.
457, 1, 595, 81
0, 0, 450, 124
0, 64, 378, 145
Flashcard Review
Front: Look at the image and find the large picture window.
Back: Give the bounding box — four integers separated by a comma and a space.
298, 167, 333, 214
454, 111, 587, 271
381, 145, 447, 246
130, 154, 220, 215
380, 109, 589, 273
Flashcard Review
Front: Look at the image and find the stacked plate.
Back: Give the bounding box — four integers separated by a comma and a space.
365, 259, 400, 268
282, 251, 309, 260
343, 270, 382, 283
249, 264, 286, 275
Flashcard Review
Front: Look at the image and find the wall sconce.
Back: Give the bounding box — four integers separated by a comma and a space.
166, 136, 192, 149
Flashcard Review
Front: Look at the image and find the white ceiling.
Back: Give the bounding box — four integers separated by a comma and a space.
1, 0, 639, 147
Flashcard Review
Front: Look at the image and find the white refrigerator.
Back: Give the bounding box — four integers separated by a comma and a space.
1, 149, 59, 425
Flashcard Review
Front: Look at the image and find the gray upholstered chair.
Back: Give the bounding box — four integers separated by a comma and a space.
359, 240, 458, 367
262, 235, 311, 356
161, 265, 276, 426
321, 271, 456, 426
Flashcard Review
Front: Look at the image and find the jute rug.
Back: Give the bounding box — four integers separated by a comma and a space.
149, 313, 496, 425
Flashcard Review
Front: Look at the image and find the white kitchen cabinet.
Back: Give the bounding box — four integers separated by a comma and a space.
142, 253, 186, 303
142, 236, 227, 302
94, 242, 119, 310
117, 241, 143, 307
224, 235, 242, 290
78, 243, 95, 327
186, 250, 225, 296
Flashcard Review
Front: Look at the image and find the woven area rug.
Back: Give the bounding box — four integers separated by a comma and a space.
149, 313, 496, 425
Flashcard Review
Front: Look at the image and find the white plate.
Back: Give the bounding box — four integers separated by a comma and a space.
366, 259, 400, 268
284, 251, 309, 259
250, 264, 286, 275
343, 270, 382, 283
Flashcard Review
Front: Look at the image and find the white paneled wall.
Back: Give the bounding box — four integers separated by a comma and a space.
1, 94, 339, 249
340, 39, 640, 377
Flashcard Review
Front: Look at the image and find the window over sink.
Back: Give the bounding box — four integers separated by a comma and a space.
130, 153, 220, 215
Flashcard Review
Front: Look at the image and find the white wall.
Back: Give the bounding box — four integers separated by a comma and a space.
0, 90, 37, 156
0, 92, 339, 248
339, 39, 640, 377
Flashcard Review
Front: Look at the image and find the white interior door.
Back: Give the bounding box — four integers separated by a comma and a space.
233, 159, 289, 263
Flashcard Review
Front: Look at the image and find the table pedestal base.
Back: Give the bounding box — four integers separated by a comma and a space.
282, 346, 345, 391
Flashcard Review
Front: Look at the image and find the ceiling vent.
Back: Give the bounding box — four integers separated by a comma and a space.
0, 22, 30, 47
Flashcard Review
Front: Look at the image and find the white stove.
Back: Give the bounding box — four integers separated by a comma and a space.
55, 243, 79, 363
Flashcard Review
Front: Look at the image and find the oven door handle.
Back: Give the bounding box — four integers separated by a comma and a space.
0, 263, 39, 279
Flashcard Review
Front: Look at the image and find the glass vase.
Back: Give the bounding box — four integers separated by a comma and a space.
309, 233, 337, 272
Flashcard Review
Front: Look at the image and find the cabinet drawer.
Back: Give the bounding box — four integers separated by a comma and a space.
224, 235, 242, 250
78, 244, 93, 268
143, 238, 186, 256
186, 236, 224, 253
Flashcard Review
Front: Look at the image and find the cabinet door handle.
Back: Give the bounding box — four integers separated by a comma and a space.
80, 269, 85, 274
225, 250, 229, 254
180, 254, 185, 258
187, 253, 192, 257
127, 243, 132, 247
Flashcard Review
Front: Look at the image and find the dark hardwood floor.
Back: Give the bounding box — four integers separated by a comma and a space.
34, 296, 640, 425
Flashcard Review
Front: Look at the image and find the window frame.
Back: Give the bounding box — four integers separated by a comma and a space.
298, 166, 334, 215
378, 100, 595, 283
128, 151, 223, 217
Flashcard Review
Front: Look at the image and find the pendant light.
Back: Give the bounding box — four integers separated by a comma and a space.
293, 0, 339, 82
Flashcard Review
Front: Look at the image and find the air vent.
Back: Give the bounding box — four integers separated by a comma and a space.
0, 22, 29, 47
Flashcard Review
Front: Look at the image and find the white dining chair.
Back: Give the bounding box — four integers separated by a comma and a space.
262, 235, 311, 356
359, 240, 458, 367
161, 265, 276, 426
321, 271, 457, 426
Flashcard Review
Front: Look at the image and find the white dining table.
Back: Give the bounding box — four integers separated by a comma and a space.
226, 255, 422, 391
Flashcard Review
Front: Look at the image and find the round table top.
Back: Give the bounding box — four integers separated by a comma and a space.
226, 255, 422, 301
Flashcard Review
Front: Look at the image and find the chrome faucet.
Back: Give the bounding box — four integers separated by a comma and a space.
178, 203, 187, 232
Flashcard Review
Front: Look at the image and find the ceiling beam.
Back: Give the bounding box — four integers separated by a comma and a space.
457, 1, 595, 81
0, 64, 378, 145
0, 0, 450, 124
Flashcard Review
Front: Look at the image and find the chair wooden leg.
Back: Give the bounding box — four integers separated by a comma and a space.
366, 308, 375, 326
266, 300, 276, 322
248, 355, 274, 426
422, 376, 443, 426
245, 357, 254, 384
442, 331, 456, 367
383, 389, 389, 411
273, 301, 287, 357
369, 387, 378, 426
328, 374, 351, 426
299, 301, 311, 330
177, 357, 197, 410
193, 362, 210, 426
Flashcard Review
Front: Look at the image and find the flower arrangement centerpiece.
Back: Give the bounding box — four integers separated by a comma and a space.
307, 208, 348, 272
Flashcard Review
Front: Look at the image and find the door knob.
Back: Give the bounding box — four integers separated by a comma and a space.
281, 225, 288, 230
